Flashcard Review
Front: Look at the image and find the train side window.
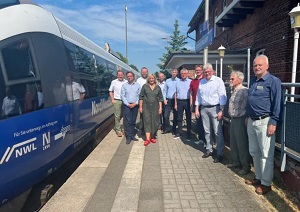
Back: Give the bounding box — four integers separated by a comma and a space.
2, 39, 37, 81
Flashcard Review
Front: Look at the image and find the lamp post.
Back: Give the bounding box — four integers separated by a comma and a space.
125, 4, 128, 61
218, 45, 226, 80
289, 3, 300, 102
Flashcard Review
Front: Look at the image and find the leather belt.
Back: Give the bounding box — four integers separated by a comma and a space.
231, 116, 246, 119
250, 114, 269, 120
177, 99, 190, 101
202, 104, 219, 108
114, 98, 121, 101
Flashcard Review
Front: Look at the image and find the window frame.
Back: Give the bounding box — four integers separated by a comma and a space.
0, 34, 40, 86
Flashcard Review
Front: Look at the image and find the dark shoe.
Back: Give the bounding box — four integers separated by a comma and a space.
213, 156, 224, 163
245, 179, 261, 186
226, 163, 241, 168
131, 137, 139, 141
126, 138, 131, 145
173, 133, 181, 139
202, 151, 213, 158
238, 169, 250, 175
158, 126, 162, 130
255, 185, 272, 195
172, 131, 176, 136
186, 134, 191, 141
162, 130, 171, 134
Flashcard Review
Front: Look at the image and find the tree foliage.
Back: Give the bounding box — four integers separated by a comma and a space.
116, 51, 128, 64
157, 19, 187, 78
129, 64, 139, 72
116, 52, 139, 72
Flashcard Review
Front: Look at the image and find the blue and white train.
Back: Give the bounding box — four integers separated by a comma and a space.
0, 0, 138, 206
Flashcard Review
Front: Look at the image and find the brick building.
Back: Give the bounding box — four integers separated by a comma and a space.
165, 0, 300, 83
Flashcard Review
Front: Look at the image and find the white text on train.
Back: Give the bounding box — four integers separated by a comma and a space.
92, 99, 112, 116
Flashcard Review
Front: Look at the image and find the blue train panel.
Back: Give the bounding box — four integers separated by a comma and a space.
0, 95, 112, 205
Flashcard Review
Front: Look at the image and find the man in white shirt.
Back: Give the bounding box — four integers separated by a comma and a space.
66, 75, 86, 101
136, 67, 148, 87
136, 67, 148, 135
36, 84, 44, 109
109, 70, 127, 137
2, 87, 22, 118
65, 75, 86, 128
195, 63, 227, 163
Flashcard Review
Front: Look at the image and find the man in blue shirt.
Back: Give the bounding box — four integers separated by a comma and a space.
245, 55, 282, 195
195, 63, 227, 163
121, 71, 141, 144
174, 68, 192, 140
162, 69, 179, 135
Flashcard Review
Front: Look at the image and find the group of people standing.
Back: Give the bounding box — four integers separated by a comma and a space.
109, 67, 163, 146
109, 54, 282, 195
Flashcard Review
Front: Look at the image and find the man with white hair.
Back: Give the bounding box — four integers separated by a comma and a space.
227, 71, 250, 175
245, 55, 282, 195
195, 63, 227, 163
174, 68, 192, 140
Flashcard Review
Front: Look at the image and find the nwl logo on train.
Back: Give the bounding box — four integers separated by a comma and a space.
0, 138, 37, 165
0, 125, 71, 164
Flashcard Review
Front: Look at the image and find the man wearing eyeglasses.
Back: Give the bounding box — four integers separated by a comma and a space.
227, 71, 250, 175
195, 63, 227, 163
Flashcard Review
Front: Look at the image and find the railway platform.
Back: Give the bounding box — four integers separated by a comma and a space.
40, 128, 270, 212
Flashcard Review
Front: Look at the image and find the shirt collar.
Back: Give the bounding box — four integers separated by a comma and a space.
255, 72, 270, 81
204, 75, 216, 82
193, 75, 204, 81
233, 84, 243, 91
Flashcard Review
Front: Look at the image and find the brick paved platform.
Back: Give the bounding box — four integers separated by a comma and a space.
41, 128, 269, 212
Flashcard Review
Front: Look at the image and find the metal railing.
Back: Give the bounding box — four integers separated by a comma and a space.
279, 83, 300, 171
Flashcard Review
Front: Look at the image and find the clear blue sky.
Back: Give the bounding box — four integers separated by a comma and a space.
33, 0, 201, 73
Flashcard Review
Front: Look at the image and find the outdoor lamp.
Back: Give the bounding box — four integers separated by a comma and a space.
289, 3, 300, 29
289, 3, 300, 102
218, 45, 226, 58
218, 45, 226, 80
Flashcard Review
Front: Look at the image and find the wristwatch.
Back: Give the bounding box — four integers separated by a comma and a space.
219, 108, 224, 112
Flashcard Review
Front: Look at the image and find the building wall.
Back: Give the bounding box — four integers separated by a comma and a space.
196, 0, 299, 83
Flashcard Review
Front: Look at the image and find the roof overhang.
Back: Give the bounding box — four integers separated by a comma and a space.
165, 51, 247, 69
215, 0, 264, 28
